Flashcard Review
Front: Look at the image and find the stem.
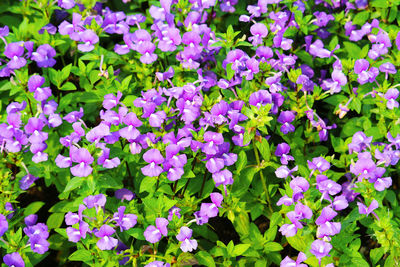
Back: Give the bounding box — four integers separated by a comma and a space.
253, 140, 273, 213
199, 171, 208, 198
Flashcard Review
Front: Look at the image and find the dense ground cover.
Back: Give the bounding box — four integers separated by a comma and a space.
1, 0, 400, 266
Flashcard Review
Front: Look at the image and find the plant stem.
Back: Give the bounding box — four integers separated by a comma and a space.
253, 140, 273, 213
199, 171, 208, 198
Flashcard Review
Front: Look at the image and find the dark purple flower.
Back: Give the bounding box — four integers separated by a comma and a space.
20, 174, 39, 190
168, 206, 181, 221
3, 252, 24, 267
31, 44, 56, 68
115, 188, 135, 202
0, 214, 8, 237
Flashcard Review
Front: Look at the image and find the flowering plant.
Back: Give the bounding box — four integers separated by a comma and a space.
0, 0, 400, 266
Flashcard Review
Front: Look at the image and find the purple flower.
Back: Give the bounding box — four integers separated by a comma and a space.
308, 157, 330, 173
357, 199, 378, 216
31, 44, 56, 68
313, 11, 334, 27
277, 111, 295, 134
290, 177, 309, 201
280, 252, 307, 267
3, 252, 24, 267
249, 23, 268, 46
20, 174, 39, 190
137, 41, 157, 64
384, 88, 399, 110
144, 218, 169, 243
0, 214, 8, 237
144, 261, 170, 267
28, 75, 52, 102
310, 240, 332, 262
275, 143, 294, 165
70, 146, 94, 177
95, 225, 118, 250
4, 42, 26, 70
202, 131, 224, 155
176, 226, 198, 252
348, 131, 372, 153
78, 30, 99, 52
168, 206, 181, 221
141, 149, 164, 177
332, 195, 349, 211
115, 188, 135, 202
103, 91, 123, 110
83, 194, 106, 210
112, 206, 137, 231
58, 0, 75, 9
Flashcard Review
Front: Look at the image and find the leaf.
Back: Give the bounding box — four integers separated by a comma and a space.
226, 63, 235, 80
235, 151, 247, 174
352, 11, 370, 25
256, 138, 270, 161
343, 42, 361, 59
60, 64, 72, 82
63, 176, 85, 192
233, 244, 251, 256
140, 176, 157, 193
196, 251, 215, 267
47, 213, 64, 229
232, 167, 257, 197
370, 247, 385, 265
264, 242, 283, 253
60, 82, 77, 91
24, 201, 45, 216
68, 249, 93, 262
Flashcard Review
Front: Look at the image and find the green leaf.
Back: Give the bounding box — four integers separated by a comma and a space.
232, 167, 257, 197
264, 242, 283, 253
24, 201, 45, 215
352, 11, 370, 25
68, 249, 93, 262
63, 176, 85, 192
47, 213, 64, 229
235, 151, 247, 174
60, 82, 77, 91
233, 244, 251, 256
196, 251, 215, 267
388, 6, 398, 23
226, 63, 235, 80
60, 64, 72, 82
256, 138, 270, 161
370, 247, 385, 265
343, 42, 361, 58
370, 0, 388, 8
140, 176, 157, 193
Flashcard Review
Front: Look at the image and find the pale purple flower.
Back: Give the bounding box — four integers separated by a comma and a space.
357, 199, 378, 216
141, 149, 164, 177
144, 218, 169, 243
113, 206, 137, 232
95, 225, 118, 250
384, 88, 399, 110
280, 252, 307, 267
4, 42, 26, 70
78, 30, 99, 52
27, 75, 52, 102
249, 23, 268, 46
308, 157, 330, 173
58, 0, 75, 9
176, 226, 198, 252
70, 146, 94, 177
310, 240, 332, 262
